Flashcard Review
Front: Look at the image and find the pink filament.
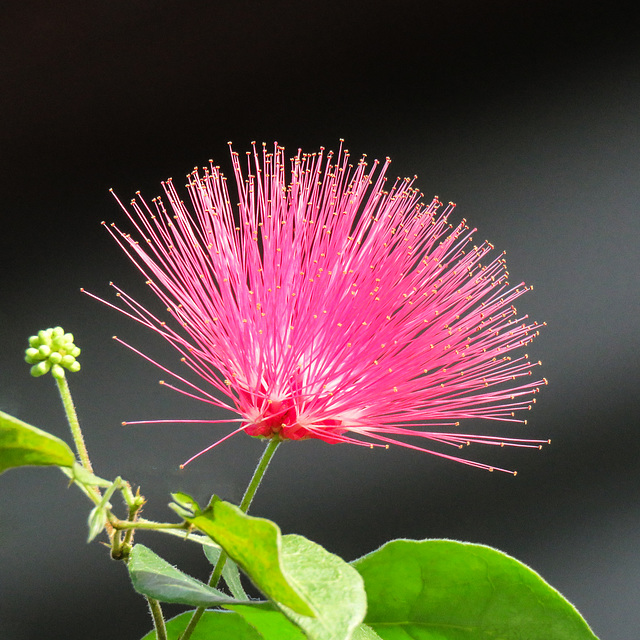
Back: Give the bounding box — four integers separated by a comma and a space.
91, 142, 547, 472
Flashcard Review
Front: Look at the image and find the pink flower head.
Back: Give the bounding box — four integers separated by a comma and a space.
90, 142, 548, 473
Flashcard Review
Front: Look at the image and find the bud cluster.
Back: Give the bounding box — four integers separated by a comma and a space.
25, 327, 81, 379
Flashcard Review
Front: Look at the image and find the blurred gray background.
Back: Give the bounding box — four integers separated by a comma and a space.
1, 2, 639, 638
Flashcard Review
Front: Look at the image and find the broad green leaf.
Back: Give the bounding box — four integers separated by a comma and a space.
0, 410, 75, 474
139, 609, 263, 640
230, 603, 379, 640
351, 539, 599, 640
204, 543, 249, 600
139, 609, 383, 640
186, 497, 314, 617
228, 603, 308, 639
187, 498, 367, 638
128, 544, 248, 607
273, 534, 367, 640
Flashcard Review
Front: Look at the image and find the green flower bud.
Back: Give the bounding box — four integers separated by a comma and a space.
25, 327, 82, 378
31, 361, 50, 377
60, 354, 75, 367
38, 344, 51, 358
51, 364, 65, 379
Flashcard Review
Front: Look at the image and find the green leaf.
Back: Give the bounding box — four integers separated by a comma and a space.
139, 609, 263, 640
141, 609, 383, 640
227, 603, 308, 639
0, 410, 75, 474
187, 498, 367, 639
70, 461, 113, 488
87, 504, 109, 543
351, 539, 599, 640
204, 544, 249, 600
128, 544, 249, 607
351, 624, 384, 640
169, 491, 201, 519
272, 534, 367, 640
186, 497, 315, 617
86, 476, 121, 542
229, 604, 379, 640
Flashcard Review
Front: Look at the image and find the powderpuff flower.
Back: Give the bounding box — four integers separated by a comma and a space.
87, 142, 547, 473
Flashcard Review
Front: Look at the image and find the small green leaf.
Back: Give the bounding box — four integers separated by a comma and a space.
70, 461, 113, 487
186, 498, 314, 617
128, 544, 249, 607
139, 609, 263, 640
352, 539, 600, 640
86, 477, 120, 542
204, 544, 249, 600
0, 410, 75, 474
87, 504, 109, 543
169, 491, 201, 519
351, 624, 384, 640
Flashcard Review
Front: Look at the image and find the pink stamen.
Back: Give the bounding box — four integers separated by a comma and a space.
88, 142, 547, 472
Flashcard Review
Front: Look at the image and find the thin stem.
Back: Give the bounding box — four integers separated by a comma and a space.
55, 374, 93, 473
124, 487, 147, 548
210, 436, 280, 586
147, 597, 167, 640
111, 518, 191, 531
179, 437, 281, 640
238, 436, 281, 513
55, 379, 106, 530
59, 467, 102, 504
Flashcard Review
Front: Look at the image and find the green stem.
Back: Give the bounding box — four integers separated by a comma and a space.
238, 436, 281, 513
123, 489, 147, 548
55, 374, 93, 473
211, 436, 280, 585
59, 467, 102, 504
179, 437, 281, 640
147, 597, 167, 640
111, 518, 191, 531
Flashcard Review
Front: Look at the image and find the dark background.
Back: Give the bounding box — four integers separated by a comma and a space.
1, 2, 639, 638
